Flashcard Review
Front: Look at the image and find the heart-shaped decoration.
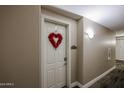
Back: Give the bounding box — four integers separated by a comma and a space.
48, 32, 63, 49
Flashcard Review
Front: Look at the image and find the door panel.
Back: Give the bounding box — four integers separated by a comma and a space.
44, 21, 67, 88
56, 63, 66, 87
47, 66, 56, 87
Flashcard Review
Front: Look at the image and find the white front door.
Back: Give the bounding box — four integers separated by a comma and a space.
44, 20, 67, 88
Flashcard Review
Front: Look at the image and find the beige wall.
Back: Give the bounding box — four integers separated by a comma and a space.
115, 30, 124, 60
41, 8, 78, 83
77, 17, 116, 84
77, 18, 84, 83
116, 30, 124, 36
0, 6, 41, 87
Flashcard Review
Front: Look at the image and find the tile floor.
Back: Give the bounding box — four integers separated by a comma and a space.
90, 61, 124, 88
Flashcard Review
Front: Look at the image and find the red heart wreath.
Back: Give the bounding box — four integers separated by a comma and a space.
48, 32, 63, 49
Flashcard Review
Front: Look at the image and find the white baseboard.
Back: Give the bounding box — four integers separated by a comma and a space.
77, 82, 83, 88
70, 66, 116, 88
70, 81, 83, 88
70, 81, 78, 88
82, 66, 116, 88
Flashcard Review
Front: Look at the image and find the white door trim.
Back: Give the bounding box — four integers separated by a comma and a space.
40, 14, 71, 88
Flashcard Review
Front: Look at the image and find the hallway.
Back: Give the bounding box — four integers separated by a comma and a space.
0, 5, 124, 88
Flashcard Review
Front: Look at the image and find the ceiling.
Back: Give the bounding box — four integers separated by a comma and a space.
54, 5, 124, 31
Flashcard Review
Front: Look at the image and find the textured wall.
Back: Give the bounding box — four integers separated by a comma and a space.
116, 30, 124, 36
116, 30, 124, 60
0, 6, 40, 87
83, 18, 116, 84
77, 18, 84, 84
77, 17, 115, 85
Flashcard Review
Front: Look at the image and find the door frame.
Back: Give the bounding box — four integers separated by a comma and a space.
40, 14, 71, 88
